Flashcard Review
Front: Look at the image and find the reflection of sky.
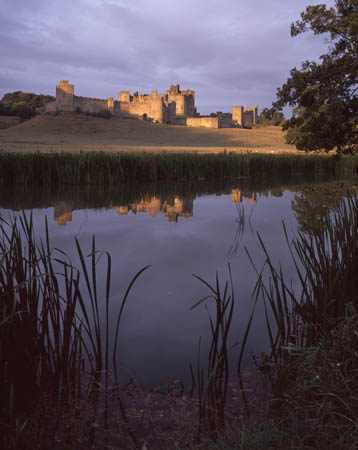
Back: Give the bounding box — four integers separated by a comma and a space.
1, 191, 299, 387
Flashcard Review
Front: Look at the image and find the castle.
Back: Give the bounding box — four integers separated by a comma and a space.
46, 80, 258, 128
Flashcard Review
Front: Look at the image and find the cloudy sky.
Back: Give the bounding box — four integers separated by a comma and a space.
1, 0, 335, 115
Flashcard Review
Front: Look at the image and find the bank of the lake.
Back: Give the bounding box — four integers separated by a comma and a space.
0, 151, 358, 186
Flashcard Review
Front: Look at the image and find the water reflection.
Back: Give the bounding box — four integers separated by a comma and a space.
0, 177, 355, 387
53, 189, 260, 226
54, 202, 73, 226
231, 190, 257, 204
291, 181, 356, 234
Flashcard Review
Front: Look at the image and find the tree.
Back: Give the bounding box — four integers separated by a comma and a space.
11, 102, 36, 121
274, 1, 358, 153
0, 102, 10, 116
257, 107, 285, 126
1, 91, 54, 116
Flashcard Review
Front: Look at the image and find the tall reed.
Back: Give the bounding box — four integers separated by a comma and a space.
254, 192, 358, 371
0, 151, 357, 186
0, 213, 148, 448
189, 265, 257, 441
190, 268, 236, 440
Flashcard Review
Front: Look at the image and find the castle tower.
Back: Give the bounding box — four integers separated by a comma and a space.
56, 80, 74, 112
150, 97, 166, 123
165, 84, 196, 118
232, 106, 244, 127
118, 91, 130, 102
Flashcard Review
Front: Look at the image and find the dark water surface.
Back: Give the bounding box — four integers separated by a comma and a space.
0, 178, 350, 387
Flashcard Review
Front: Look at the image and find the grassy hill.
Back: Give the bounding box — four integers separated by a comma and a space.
0, 113, 296, 154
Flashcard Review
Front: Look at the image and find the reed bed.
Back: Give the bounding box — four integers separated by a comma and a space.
1, 151, 358, 185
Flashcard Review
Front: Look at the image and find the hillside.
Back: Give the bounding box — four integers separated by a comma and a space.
0, 113, 297, 154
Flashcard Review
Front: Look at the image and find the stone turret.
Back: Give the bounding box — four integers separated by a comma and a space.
56, 80, 74, 112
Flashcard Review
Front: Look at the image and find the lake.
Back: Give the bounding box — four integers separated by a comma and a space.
0, 177, 349, 388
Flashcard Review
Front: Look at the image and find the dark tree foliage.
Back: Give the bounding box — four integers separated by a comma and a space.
257, 107, 285, 126
10, 102, 36, 120
274, 1, 358, 153
0, 91, 54, 118
0, 102, 10, 116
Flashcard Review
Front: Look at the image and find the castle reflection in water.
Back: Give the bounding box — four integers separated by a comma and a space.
54, 190, 257, 226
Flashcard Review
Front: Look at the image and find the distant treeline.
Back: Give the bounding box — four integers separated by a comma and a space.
0, 91, 54, 120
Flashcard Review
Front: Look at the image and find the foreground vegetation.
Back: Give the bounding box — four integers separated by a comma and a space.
1, 151, 358, 186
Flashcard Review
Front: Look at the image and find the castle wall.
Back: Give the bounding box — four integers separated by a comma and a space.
45, 101, 57, 113
186, 117, 219, 128
175, 117, 187, 126
74, 96, 107, 113
218, 113, 235, 128
244, 105, 258, 124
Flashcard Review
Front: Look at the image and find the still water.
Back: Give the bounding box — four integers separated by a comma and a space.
0, 178, 348, 387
